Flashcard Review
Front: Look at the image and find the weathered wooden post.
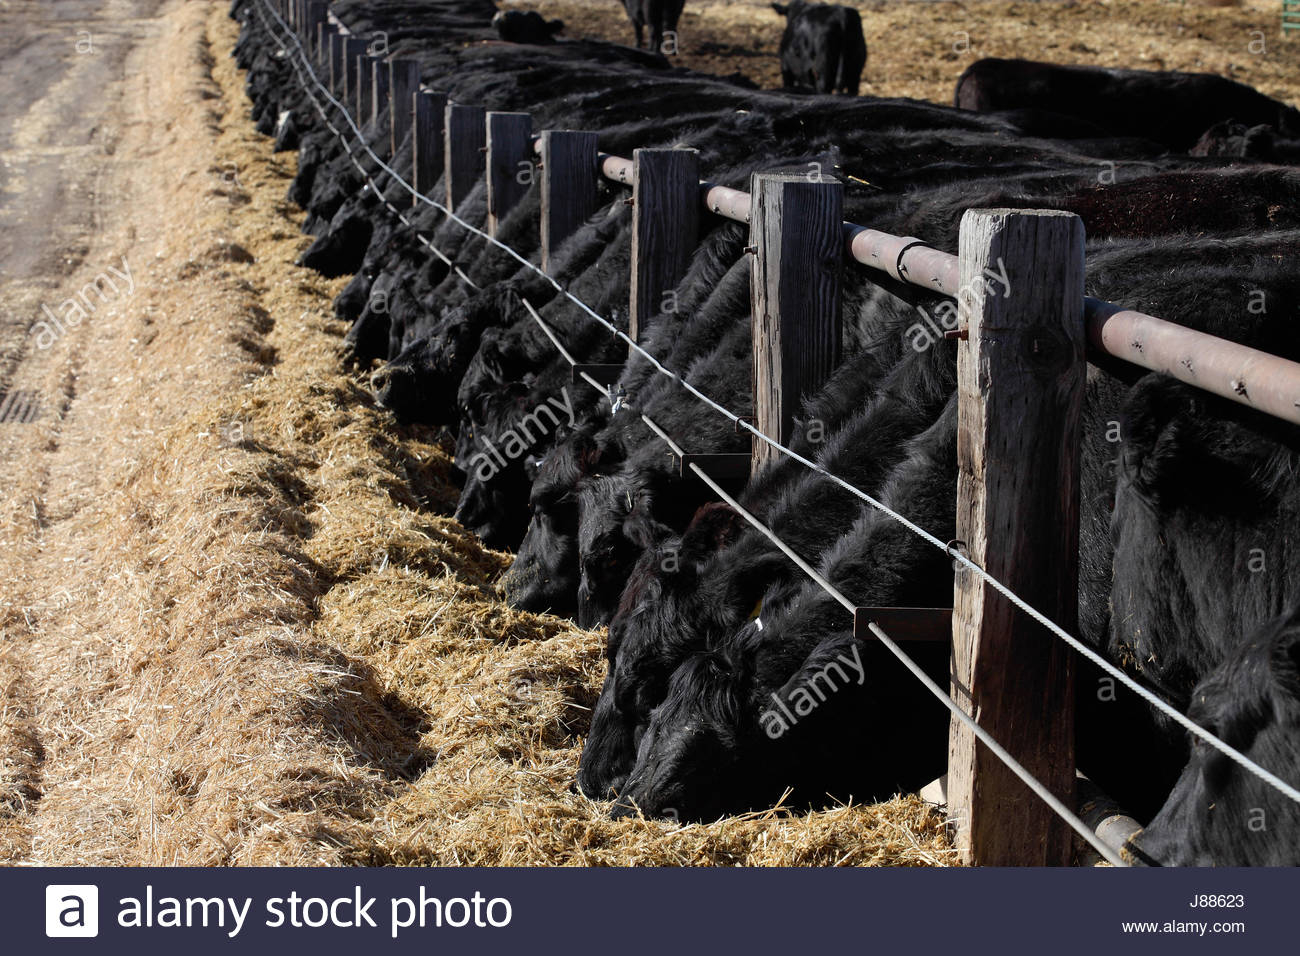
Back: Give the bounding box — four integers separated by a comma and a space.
342, 37, 366, 119
328, 32, 345, 95
389, 59, 420, 159
947, 208, 1085, 867
630, 148, 699, 345
370, 57, 390, 149
748, 171, 843, 471
355, 53, 372, 127
412, 90, 448, 206
486, 112, 533, 236
445, 104, 487, 211
316, 22, 330, 67
304, 1, 326, 54
539, 130, 599, 274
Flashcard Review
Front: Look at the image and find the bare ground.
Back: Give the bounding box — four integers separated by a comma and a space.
502, 0, 1300, 107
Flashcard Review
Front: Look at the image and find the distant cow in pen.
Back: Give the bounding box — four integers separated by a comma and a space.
772, 1, 867, 95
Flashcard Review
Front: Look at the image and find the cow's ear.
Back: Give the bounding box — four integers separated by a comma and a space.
624, 515, 672, 551
771, 3, 789, 15
548, 18, 564, 34
681, 503, 743, 560
479, 340, 500, 376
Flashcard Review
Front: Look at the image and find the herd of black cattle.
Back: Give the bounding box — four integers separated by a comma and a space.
233, 0, 1300, 865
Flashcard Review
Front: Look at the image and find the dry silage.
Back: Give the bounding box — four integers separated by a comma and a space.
3, 1, 957, 867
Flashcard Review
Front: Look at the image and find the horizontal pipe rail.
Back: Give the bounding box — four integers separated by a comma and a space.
1085, 298, 1300, 426
312, 10, 1299, 427
583, 148, 1300, 426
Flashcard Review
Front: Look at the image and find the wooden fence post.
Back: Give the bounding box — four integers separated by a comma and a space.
328, 31, 344, 95
445, 104, 487, 211
748, 172, 843, 472
413, 90, 448, 206
486, 112, 533, 236
947, 208, 1086, 867
355, 52, 372, 127
316, 22, 330, 67
342, 38, 366, 119
631, 148, 699, 345
304, 2, 326, 55
371, 57, 390, 148
389, 59, 420, 159
539, 130, 599, 274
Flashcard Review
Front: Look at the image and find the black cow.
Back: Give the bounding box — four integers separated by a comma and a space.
1110, 375, 1300, 722
1127, 604, 1300, 866
578, 341, 956, 798
772, 1, 866, 96
612, 402, 959, 820
1191, 119, 1300, 164
492, 10, 564, 44
955, 58, 1300, 152
621, 0, 685, 53
372, 285, 525, 424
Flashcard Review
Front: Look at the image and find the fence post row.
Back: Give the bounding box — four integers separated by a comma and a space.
947, 208, 1086, 867
445, 104, 488, 211
539, 131, 599, 275
389, 59, 420, 160
630, 148, 699, 346
370, 57, 390, 150
748, 172, 843, 472
486, 112, 534, 237
411, 90, 448, 207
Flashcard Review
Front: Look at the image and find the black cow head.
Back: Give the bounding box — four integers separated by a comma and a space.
502, 430, 616, 617
610, 645, 757, 821
1127, 604, 1300, 866
493, 10, 565, 44
577, 504, 747, 799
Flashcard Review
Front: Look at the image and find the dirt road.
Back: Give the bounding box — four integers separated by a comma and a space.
0, 0, 165, 402
0, 0, 254, 862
